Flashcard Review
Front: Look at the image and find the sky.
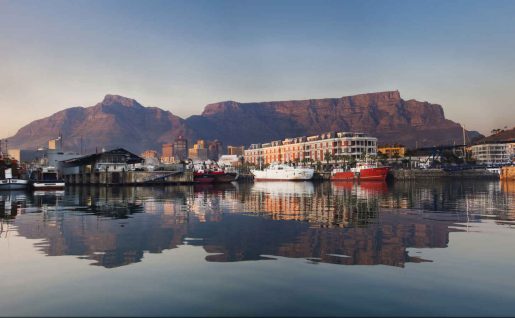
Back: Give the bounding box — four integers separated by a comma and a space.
1, 0, 514, 137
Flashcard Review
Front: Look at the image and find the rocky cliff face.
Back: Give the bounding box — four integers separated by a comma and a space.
186, 91, 481, 148
7, 95, 194, 154
7, 91, 482, 154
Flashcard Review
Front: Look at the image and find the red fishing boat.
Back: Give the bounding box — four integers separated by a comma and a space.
331, 161, 389, 182
210, 170, 239, 183
193, 170, 215, 183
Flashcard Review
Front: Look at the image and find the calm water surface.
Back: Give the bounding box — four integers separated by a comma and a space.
1, 180, 515, 316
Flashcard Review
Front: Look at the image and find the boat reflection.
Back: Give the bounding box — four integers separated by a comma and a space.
0, 190, 27, 219
3, 180, 512, 269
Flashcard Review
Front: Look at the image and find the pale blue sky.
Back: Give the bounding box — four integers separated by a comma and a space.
1, 0, 514, 137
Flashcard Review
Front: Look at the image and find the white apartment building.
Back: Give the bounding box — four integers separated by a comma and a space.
471, 143, 514, 165
244, 132, 378, 165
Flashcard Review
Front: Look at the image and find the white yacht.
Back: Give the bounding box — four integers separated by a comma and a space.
251, 163, 314, 181
0, 168, 29, 190
31, 166, 65, 190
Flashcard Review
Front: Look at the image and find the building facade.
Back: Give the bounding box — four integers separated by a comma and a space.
140, 150, 158, 159
378, 145, 406, 158
188, 140, 208, 161
161, 143, 174, 163
173, 136, 188, 161
208, 140, 223, 160
471, 143, 514, 165
244, 132, 378, 165
227, 145, 245, 156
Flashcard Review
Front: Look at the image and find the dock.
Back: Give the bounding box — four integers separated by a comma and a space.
63, 170, 194, 185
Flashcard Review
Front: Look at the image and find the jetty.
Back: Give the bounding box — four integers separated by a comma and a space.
391, 168, 499, 180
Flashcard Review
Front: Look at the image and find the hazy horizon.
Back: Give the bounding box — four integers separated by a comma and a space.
2, 0, 515, 138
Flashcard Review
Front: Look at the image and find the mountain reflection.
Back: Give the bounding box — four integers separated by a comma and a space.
2, 180, 513, 268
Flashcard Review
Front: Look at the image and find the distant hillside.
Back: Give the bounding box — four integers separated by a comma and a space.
472, 127, 515, 144
186, 91, 482, 148
7, 95, 195, 154
7, 91, 483, 153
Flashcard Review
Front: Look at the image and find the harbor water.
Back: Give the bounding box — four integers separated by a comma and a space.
1, 180, 515, 316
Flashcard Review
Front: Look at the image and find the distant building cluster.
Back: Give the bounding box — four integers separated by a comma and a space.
244, 132, 378, 165
188, 139, 223, 161
137, 136, 245, 164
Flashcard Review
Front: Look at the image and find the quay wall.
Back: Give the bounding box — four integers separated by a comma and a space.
392, 168, 499, 180
500, 166, 515, 180
64, 171, 193, 185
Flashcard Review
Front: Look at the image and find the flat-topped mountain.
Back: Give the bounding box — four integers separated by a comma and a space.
186, 91, 481, 148
7, 91, 482, 153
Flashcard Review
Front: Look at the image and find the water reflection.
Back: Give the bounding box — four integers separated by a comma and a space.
1, 180, 513, 268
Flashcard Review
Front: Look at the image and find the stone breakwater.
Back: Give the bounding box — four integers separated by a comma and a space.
392, 169, 499, 180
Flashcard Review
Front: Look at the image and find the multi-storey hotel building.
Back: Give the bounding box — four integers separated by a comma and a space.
471, 142, 514, 165
244, 132, 377, 165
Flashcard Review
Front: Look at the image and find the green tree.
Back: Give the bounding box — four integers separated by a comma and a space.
324, 151, 332, 165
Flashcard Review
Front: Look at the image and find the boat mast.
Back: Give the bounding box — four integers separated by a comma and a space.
462, 124, 467, 162
462, 124, 466, 146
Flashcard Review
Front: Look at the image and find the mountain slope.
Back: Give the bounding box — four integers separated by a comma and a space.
186, 91, 481, 148
472, 127, 515, 144
8, 95, 194, 154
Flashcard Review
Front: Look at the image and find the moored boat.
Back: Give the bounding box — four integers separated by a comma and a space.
251, 164, 314, 181
331, 161, 389, 182
30, 167, 65, 190
210, 170, 239, 183
193, 170, 216, 183
0, 169, 29, 190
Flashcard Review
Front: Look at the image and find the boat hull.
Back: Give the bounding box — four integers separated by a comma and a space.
358, 167, 389, 181
32, 182, 66, 190
193, 173, 215, 183
212, 172, 239, 183
331, 167, 389, 182
330, 171, 355, 181
251, 169, 314, 181
0, 179, 29, 190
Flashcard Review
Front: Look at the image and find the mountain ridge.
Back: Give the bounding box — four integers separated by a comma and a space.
6, 91, 483, 154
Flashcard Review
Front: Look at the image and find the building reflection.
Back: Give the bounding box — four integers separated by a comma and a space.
3, 179, 512, 268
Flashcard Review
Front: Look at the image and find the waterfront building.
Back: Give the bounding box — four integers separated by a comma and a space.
173, 136, 188, 161
244, 132, 377, 165
227, 145, 245, 156
378, 145, 406, 158
471, 142, 514, 165
160, 143, 175, 164
62, 148, 144, 175
208, 140, 223, 160
188, 140, 208, 161
48, 138, 62, 151
162, 143, 173, 157
46, 149, 82, 173
7, 149, 41, 163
